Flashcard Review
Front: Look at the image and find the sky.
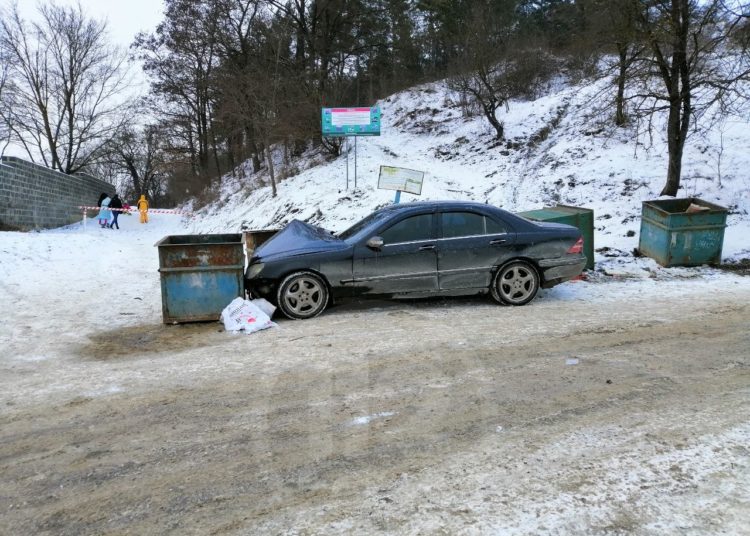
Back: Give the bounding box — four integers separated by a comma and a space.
4, 0, 165, 159
14, 0, 164, 48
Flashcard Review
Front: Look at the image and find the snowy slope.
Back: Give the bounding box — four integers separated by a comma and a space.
188, 75, 750, 273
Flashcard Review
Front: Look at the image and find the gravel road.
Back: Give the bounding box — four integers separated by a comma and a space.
2, 277, 749, 535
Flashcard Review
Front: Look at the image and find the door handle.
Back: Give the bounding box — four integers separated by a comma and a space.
419, 244, 436, 251
490, 238, 508, 245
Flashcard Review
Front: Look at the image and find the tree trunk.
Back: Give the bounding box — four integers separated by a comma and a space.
210, 128, 221, 179
245, 126, 261, 173
662, 98, 683, 196
482, 99, 504, 140
264, 136, 277, 197
660, 0, 691, 197
615, 44, 627, 126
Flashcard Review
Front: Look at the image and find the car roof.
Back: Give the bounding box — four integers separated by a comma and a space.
378, 200, 498, 212
372, 200, 537, 230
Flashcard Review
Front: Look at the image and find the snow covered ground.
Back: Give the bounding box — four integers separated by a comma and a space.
2, 208, 749, 534
2, 75, 749, 535
1, 213, 187, 375
2, 72, 749, 400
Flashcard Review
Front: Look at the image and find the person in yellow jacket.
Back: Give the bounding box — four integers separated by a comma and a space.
137, 194, 149, 224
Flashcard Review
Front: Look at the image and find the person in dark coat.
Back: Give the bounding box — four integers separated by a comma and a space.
109, 194, 123, 229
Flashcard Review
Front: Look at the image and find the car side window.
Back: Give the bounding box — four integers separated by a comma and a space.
381, 214, 433, 244
443, 212, 496, 238
485, 216, 508, 235
441, 212, 509, 237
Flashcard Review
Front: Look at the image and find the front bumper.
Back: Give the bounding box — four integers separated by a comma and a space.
245, 277, 277, 301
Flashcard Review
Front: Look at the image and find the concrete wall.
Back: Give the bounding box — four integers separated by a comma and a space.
0, 156, 115, 230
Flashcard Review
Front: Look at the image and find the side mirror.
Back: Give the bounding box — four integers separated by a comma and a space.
366, 236, 384, 250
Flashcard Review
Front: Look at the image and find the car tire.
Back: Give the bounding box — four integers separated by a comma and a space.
276, 271, 329, 320
491, 260, 540, 306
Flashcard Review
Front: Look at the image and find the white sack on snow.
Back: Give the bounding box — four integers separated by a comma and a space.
251, 297, 276, 318
221, 297, 276, 334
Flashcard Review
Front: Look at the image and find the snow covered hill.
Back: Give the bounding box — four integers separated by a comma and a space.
189, 75, 750, 271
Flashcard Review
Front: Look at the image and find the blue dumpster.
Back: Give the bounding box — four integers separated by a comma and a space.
638, 198, 728, 267
156, 234, 245, 323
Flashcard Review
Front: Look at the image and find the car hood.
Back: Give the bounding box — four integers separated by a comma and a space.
253, 219, 347, 261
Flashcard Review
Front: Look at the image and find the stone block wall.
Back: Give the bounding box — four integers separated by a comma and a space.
0, 156, 115, 230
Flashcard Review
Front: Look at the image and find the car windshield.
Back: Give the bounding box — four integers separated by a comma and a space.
337, 208, 393, 241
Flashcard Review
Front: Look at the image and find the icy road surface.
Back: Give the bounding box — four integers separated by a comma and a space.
1, 215, 749, 535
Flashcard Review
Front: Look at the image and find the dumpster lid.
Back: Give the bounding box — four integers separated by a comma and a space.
155, 234, 243, 247
642, 197, 727, 214
518, 204, 593, 221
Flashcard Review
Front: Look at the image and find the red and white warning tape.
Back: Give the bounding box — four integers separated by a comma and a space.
78, 205, 192, 216
144, 208, 193, 216
79, 205, 132, 214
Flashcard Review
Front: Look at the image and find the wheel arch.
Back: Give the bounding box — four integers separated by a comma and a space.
490, 257, 542, 306
492, 256, 542, 281
276, 267, 335, 305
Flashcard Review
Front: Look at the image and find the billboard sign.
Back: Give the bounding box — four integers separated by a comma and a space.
378, 165, 424, 195
322, 107, 381, 137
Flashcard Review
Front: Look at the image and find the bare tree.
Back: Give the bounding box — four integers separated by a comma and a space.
134, 0, 222, 179
447, 1, 555, 141
97, 124, 167, 201
217, 45, 282, 197
447, 1, 519, 140
630, 0, 750, 196
0, 34, 11, 157
582, 0, 647, 126
0, 3, 131, 174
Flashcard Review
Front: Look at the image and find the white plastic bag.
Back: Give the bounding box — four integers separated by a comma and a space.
220, 297, 276, 334
251, 298, 276, 318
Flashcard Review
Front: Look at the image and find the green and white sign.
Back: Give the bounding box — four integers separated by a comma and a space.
322, 107, 381, 137
378, 165, 424, 195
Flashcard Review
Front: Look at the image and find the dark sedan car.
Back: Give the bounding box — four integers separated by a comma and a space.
246, 201, 586, 319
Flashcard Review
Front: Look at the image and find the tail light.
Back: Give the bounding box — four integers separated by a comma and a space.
567, 237, 583, 254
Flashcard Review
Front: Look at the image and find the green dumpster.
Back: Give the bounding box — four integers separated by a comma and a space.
155, 234, 245, 323
638, 198, 728, 267
517, 205, 595, 270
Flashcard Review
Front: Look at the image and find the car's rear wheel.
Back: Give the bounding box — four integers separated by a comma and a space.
277, 271, 329, 320
491, 260, 539, 306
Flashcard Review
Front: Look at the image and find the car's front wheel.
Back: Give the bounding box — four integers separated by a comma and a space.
491, 260, 539, 306
276, 271, 329, 320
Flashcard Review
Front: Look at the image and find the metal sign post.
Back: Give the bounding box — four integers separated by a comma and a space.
321, 106, 380, 190
355, 137, 358, 188
346, 138, 349, 190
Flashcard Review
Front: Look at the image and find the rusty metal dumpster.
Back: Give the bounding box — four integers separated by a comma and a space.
638, 198, 728, 267
243, 229, 279, 258
517, 205, 595, 270
155, 234, 245, 323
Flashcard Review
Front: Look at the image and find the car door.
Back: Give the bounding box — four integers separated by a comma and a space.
437, 210, 516, 290
351, 212, 438, 296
